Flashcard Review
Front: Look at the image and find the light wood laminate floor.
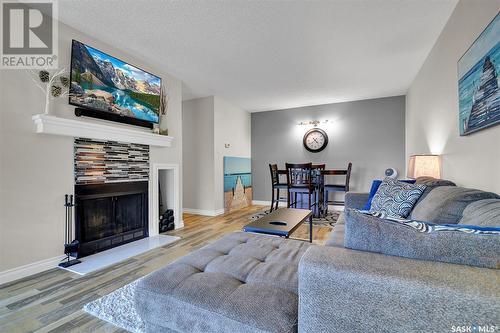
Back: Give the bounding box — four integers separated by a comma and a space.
0, 205, 332, 333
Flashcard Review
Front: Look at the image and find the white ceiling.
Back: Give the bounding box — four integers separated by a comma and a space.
57, 0, 458, 112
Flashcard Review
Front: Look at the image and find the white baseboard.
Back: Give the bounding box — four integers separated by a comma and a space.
252, 200, 344, 211
0, 255, 66, 285
183, 208, 225, 216
0, 228, 192, 285
252, 200, 287, 207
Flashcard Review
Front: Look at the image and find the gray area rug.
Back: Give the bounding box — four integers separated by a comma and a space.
83, 278, 145, 333
250, 208, 340, 227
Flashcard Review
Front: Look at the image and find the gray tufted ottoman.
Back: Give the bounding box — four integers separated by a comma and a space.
134, 231, 311, 333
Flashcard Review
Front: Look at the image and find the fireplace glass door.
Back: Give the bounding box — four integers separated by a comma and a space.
79, 197, 114, 243
75, 181, 148, 257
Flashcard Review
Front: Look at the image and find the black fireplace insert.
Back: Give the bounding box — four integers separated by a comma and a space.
75, 181, 148, 257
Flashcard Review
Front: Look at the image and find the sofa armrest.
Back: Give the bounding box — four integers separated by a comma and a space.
344, 192, 369, 210
298, 246, 500, 333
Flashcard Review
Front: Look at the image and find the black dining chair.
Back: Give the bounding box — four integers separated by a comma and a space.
286, 163, 317, 212
311, 164, 325, 216
322, 162, 352, 213
269, 164, 288, 212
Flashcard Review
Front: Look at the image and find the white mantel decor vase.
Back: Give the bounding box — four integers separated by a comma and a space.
159, 115, 168, 135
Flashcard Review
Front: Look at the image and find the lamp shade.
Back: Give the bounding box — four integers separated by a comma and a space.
407, 155, 441, 179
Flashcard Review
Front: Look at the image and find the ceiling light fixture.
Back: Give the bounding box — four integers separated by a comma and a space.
298, 120, 329, 127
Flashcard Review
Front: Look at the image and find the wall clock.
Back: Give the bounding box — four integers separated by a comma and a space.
303, 128, 328, 153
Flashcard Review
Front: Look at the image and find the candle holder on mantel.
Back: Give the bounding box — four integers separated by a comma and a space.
152, 123, 160, 134
59, 194, 81, 268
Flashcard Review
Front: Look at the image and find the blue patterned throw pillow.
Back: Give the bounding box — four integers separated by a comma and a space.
363, 179, 416, 210
369, 178, 426, 218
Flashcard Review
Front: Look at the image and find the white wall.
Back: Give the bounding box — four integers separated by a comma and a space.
182, 96, 251, 214
0, 21, 183, 274
182, 96, 215, 212
213, 96, 252, 211
406, 0, 500, 193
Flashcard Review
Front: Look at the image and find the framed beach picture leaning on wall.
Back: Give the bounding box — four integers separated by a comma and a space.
224, 156, 252, 212
458, 12, 500, 136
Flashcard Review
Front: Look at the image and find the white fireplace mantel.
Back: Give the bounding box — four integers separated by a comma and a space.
32, 114, 173, 147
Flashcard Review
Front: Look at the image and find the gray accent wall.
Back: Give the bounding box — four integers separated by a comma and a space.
251, 96, 406, 201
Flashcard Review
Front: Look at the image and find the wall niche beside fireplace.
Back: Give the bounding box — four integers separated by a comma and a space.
74, 138, 150, 257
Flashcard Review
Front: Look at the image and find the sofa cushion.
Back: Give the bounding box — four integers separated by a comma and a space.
415, 176, 456, 187
369, 178, 426, 218
135, 232, 310, 333
410, 186, 500, 224
298, 245, 500, 333
344, 209, 500, 269
414, 177, 456, 205
459, 199, 500, 227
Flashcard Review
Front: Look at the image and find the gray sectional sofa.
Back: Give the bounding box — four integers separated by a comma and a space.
135, 178, 500, 332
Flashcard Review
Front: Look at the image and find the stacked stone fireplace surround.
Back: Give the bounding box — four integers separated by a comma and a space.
73, 138, 150, 257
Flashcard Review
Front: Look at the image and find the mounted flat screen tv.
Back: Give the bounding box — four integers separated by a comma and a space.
69, 40, 161, 128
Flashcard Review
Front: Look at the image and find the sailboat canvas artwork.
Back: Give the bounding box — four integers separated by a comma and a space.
458, 13, 500, 136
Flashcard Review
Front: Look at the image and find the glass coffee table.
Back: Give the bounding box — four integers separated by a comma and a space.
243, 208, 313, 242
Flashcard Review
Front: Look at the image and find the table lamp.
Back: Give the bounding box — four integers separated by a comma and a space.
407, 155, 441, 179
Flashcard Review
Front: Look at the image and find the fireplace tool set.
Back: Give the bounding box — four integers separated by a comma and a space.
59, 194, 81, 268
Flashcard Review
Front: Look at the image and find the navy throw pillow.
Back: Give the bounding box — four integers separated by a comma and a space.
363, 179, 416, 210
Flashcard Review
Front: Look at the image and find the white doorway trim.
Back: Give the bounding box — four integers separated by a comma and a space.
149, 163, 183, 237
